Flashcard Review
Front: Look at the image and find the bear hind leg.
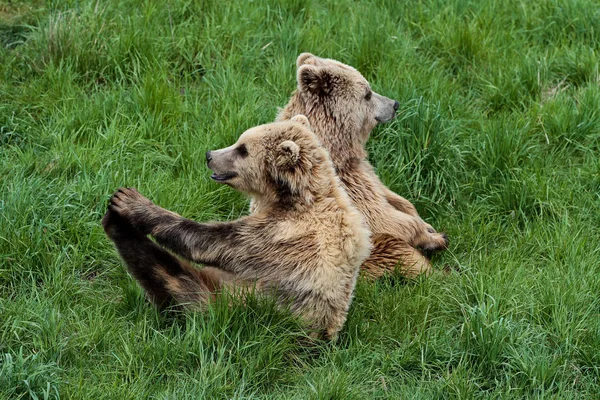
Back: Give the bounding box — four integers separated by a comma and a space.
102, 209, 216, 309
361, 234, 432, 279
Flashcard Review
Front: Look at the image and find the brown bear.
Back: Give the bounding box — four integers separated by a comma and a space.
102, 116, 371, 340
274, 53, 448, 278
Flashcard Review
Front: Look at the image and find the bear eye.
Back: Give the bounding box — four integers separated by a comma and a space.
365, 89, 372, 101
237, 144, 248, 158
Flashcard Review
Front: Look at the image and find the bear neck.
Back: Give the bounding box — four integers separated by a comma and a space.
254, 167, 349, 215
278, 93, 369, 167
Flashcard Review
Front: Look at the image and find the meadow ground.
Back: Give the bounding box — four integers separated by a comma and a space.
1, 0, 600, 398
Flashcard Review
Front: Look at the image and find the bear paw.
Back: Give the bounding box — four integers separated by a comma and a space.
105, 187, 156, 235
416, 232, 449, 256
109, 188, 157, 230
101, 207, 138, 240
109, 188, 153, 217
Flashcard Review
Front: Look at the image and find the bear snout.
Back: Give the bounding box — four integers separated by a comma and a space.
393, 101, 400, 111
206, 151, 213, 165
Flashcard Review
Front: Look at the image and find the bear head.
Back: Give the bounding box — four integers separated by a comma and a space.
278, 53, 400, 161
206, 115, 335, 209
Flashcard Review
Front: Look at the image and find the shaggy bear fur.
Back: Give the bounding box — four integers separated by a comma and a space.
103, 116, 370, 340
274, 53, 448, 278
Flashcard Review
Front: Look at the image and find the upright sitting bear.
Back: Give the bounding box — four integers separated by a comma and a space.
274, 53, 448, 278
102, 116, 370, 340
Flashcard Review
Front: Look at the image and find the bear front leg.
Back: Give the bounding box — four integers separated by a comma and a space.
384, 210, 449, 255
368, 172, 420, 217
376, 182, 449, 254
383, 187, 419, 217
108, 188, 252, 270
107, 187, 181, 235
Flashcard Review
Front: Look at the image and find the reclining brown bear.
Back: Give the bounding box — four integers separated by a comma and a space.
272, 53, 448, 278
102, 116, 370, 340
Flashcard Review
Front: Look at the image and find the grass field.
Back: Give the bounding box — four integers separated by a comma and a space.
1, 0, 600, 398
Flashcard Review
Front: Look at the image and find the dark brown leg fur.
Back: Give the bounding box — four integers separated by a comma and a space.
102, 208, 218, 310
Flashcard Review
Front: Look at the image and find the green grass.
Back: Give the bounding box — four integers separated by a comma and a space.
1, 0, 599, 398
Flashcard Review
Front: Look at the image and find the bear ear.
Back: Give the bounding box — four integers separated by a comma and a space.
290, 114, 311, 130
276, 140, 301, 168
297, 52, 316, 67
297, 65, 334, 95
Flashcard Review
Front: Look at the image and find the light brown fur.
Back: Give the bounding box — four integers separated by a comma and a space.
273, 54, 448, 278
103, 117, 370, 340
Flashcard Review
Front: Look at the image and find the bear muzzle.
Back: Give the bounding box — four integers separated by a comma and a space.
206, 149, 238, 182
373, 92, 399, 123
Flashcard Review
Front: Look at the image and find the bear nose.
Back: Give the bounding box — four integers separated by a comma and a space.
393, 101, 400, 111
206, 151, 212, 164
